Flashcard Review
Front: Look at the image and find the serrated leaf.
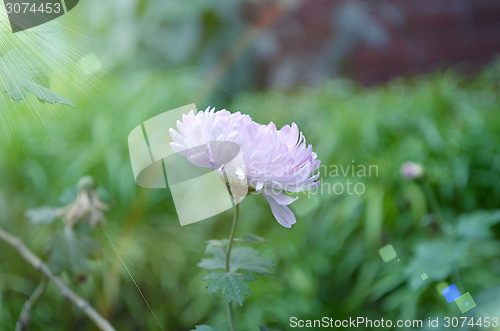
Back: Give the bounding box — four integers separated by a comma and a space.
203, 272, 256, 306
191, 325, 224, 331
204, 239, 228, 254
0, 49, 74, 106
197, 249, 226, 270
26, 81, 75, 106
230, 247, 274, 275
25, 206, 59, 224
198, 246, 274, 276
45, 228, 100, 276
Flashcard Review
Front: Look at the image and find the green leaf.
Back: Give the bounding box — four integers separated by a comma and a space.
26, 81, 75, 106
204, 239, 228, 254
191, 325, 224, 331
0, 76, 6, 92
198, 246, 274, 276
230, 247, 274, 276
0, 49, 75, 106
203, 272, 256, 306
456, 210, 500, 239
45, 228, 100, 276
25, 206, 59, 224
197, 248, 226, 270
405, 239, 467, 289
240, 233, 269, 243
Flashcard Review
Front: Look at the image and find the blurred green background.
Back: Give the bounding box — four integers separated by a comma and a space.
1, 0, 500, 330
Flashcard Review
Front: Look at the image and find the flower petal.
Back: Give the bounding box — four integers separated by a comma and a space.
263, 192, 297, 228
263, 188, 298, 206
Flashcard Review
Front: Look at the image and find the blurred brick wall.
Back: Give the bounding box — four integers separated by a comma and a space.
279, 0, 500, 85
351, 0, 500, 84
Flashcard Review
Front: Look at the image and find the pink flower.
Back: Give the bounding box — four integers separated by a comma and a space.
401, 162, 424, 180
169, 107, 321, 228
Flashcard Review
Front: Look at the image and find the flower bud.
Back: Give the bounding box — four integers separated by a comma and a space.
401, 162, 424, 180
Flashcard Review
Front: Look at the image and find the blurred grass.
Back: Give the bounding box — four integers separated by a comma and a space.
1, 58, 500, 330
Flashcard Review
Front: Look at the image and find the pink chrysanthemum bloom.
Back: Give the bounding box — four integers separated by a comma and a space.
169, 107, 321, 228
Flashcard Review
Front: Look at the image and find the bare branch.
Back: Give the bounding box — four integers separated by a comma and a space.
15, 278, 47, 331
0, 227, 116, 331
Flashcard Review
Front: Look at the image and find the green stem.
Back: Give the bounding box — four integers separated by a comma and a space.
421, 179, 445, 225
225, 202, 239, 331
225, 203, 239, 272
226, 301, 236, 331
223, 171, 239, 331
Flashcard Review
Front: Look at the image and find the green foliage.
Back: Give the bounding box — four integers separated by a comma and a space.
25, 207, 59, 225
198, 247, 225, 270
228, 62, 500, 326
199, 246, 274, 275
203, 272, 255, 306
240, 233, 269, 244
228, 247, 274, 276
204, 239, 228, 254
1, 23, 500, 328
199, 240, 274, 306
0, 49, 74, 106
456, 210, 500, 239
45, 227, 101, 277
23, 180, 106, 281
